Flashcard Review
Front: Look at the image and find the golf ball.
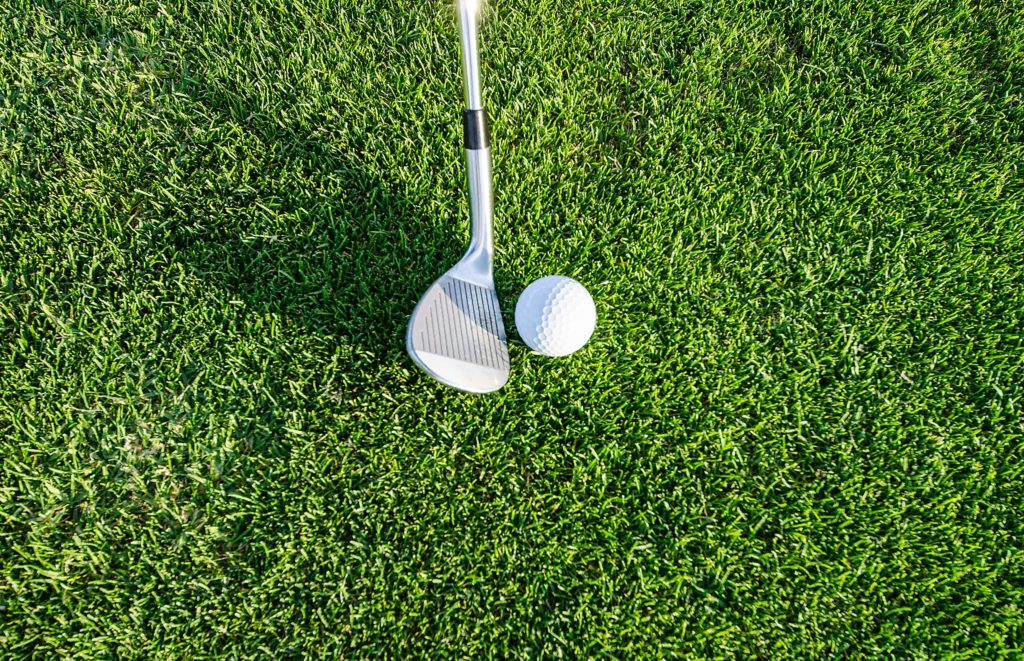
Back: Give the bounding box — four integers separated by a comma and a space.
515, 276, 597, 357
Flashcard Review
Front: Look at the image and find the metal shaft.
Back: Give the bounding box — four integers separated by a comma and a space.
458, 1, 484, 110
457, 0, 494, 268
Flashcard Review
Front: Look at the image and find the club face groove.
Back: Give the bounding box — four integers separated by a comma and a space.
407, 271, 509, 393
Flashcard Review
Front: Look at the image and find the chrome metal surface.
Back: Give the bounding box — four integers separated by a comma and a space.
465, 148, 494, 274
406, 272, 509, 393
458, 0, 483, 110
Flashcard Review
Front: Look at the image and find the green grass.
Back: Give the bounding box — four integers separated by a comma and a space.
2, 0, 1023, 656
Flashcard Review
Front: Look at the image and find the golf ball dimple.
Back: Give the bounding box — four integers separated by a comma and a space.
515, 276, 597, 357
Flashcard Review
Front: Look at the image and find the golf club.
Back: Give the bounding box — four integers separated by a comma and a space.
406, 0, 510, 393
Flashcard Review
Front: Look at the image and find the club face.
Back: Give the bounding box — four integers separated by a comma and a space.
407, 263, 509, 393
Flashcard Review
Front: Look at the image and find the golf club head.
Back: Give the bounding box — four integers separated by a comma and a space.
407, 254, 509, 393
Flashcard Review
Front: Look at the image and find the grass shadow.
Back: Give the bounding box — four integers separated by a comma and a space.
42, 0, 467, 361
173, 144, 461, 357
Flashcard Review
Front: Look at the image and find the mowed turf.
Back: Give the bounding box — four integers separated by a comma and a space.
2, 0, 1023, 656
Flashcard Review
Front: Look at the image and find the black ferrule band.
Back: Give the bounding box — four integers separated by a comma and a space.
463, 109, 489, 150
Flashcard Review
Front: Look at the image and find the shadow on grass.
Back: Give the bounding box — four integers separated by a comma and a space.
174, 145, 461, 358
47, 0, 466, 361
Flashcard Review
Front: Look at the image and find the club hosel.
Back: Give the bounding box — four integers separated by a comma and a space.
464, 146, 494, 268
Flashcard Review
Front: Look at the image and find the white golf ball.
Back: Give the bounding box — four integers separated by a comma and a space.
515, 276, 597, 357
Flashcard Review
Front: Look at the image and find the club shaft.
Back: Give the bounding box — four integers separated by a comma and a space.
458, 1, 484, 110
457, 0, 494, 264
